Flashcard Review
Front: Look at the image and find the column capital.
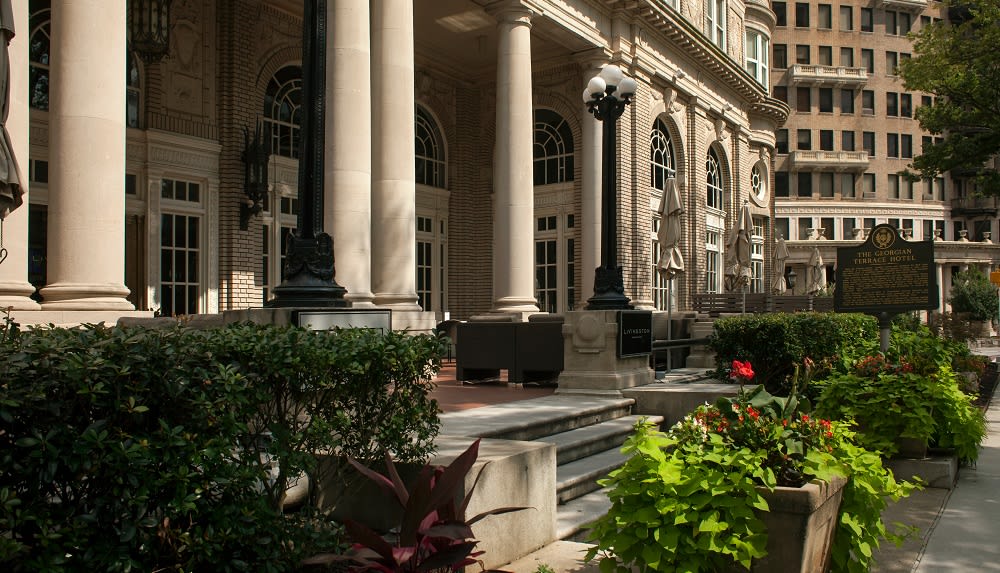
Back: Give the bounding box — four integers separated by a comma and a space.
485, 0, 538, 24
574, 48, 613, 74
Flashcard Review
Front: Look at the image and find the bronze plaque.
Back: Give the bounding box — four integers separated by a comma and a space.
834, 224, 938, 314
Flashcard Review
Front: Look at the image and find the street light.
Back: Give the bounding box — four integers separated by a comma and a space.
583, 64, 637, 310
266, 0, 348, 308
786, 267, 797, 291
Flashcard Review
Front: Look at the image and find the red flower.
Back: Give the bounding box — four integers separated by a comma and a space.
729, 360, 755, 383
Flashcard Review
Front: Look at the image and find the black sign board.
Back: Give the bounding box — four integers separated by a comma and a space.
834, 224, 938, 314
618, 310, 653, 358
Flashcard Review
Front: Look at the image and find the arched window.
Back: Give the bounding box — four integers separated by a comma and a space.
29, 2, 51, 111
415, 105, 445, 188
263, 65, 303, 159
706, 148, 724, 210
650, 118, 675, 190
533, 109, 574, 185
126, 51, 141, 128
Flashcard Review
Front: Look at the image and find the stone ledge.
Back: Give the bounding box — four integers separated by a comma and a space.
885, 454, 959, 489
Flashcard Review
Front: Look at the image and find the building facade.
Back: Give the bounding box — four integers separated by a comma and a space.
0, 0, 788, 329
771, 0, 1000, 306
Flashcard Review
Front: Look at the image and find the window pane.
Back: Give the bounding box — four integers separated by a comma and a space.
841, 89, 855, 114
795, 2, 810, 26
839, 6, 853, 31
797, 129, 812, 150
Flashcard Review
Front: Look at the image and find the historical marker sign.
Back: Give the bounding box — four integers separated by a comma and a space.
618, 310, 653, 358
834, 224, 938, 314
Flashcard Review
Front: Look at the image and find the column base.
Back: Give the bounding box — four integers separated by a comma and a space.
493, 296, 539, 314
372, 292, 422, 311
555, 310, 653, 394
39, 282, 134, 311
0, 280, 41, 310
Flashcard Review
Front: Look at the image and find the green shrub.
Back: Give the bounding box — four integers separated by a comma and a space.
708, 313, 878, 394
0, 322, 444, 572
949, 269, 997, 322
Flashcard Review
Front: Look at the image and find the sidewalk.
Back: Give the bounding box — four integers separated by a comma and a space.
913, 392, 1000, 572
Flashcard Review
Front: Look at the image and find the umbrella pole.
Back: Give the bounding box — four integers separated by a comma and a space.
667, 277, 673, 372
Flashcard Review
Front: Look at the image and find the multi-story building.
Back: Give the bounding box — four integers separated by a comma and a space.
770, 0, 1000, 307
1, 0, 788, 329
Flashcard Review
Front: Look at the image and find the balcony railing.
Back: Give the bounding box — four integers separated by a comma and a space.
878, 0, 929, 13
951, 196, 999, 217
789, 65, 869, 86
790, 150, 870, 172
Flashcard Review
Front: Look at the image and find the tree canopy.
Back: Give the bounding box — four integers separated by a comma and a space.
899, 0, 1000, 195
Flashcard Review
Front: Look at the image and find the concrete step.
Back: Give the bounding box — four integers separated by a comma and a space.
438, 395, 635, 442
536, 414, 663, 465
556, 488, 613, 542
556, 446, 628, 504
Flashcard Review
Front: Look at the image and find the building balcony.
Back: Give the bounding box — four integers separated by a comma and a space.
877, 0, 929, 13
790, 150, 870, 172
951, 196, 999, 217
788, 65, 868, 86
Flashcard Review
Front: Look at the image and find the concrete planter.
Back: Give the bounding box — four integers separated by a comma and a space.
749, 475, 848, 573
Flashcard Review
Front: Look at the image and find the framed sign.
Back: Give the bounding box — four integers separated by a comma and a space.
618, 310, 653, 358
834, 224, 938, 314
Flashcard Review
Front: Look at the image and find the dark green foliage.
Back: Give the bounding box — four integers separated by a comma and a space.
948, 269, 997, 322
708, 313, 878, 394
0, 322, 444, 572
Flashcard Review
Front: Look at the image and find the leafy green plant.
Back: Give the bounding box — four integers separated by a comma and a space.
949, 268, 997, 322
815, 342, 987, 463
0, 322, 445, 572
304, 439, 524, 572
531, 564, 556, 573
586, 383, 917, 572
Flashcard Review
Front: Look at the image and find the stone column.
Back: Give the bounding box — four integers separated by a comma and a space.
0, 0, 37, 309
327, 0, 374, 307
490, 4, 538, 314
371, 0, 419, 310
578, 61, 603, 304
40, 0, 132, 310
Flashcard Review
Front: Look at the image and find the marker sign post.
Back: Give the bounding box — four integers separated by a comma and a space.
834, 224, 938, 351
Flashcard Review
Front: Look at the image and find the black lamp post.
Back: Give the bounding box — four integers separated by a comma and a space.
583, 65, 637, 310
265, 0, 348, 308
127, 0, 172, 64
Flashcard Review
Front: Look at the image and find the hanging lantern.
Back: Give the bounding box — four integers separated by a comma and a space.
128, 0, 172, 64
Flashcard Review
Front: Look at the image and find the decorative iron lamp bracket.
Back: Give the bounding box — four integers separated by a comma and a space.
240, 122, 271, 230
127, 0, 172, 64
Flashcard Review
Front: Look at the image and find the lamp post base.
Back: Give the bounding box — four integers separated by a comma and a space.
266, 232, 350, 308
586, 265, 633, 310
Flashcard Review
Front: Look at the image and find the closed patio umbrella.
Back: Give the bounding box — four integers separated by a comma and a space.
724, 201, 753, 293
807, 247, 826, 295
656, 178, 684, 348
771, 237, 789, 294
0, 0, 23, 221
656, 178, 684, 281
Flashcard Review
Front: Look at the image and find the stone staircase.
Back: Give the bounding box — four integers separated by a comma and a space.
437, 395, 663, 543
